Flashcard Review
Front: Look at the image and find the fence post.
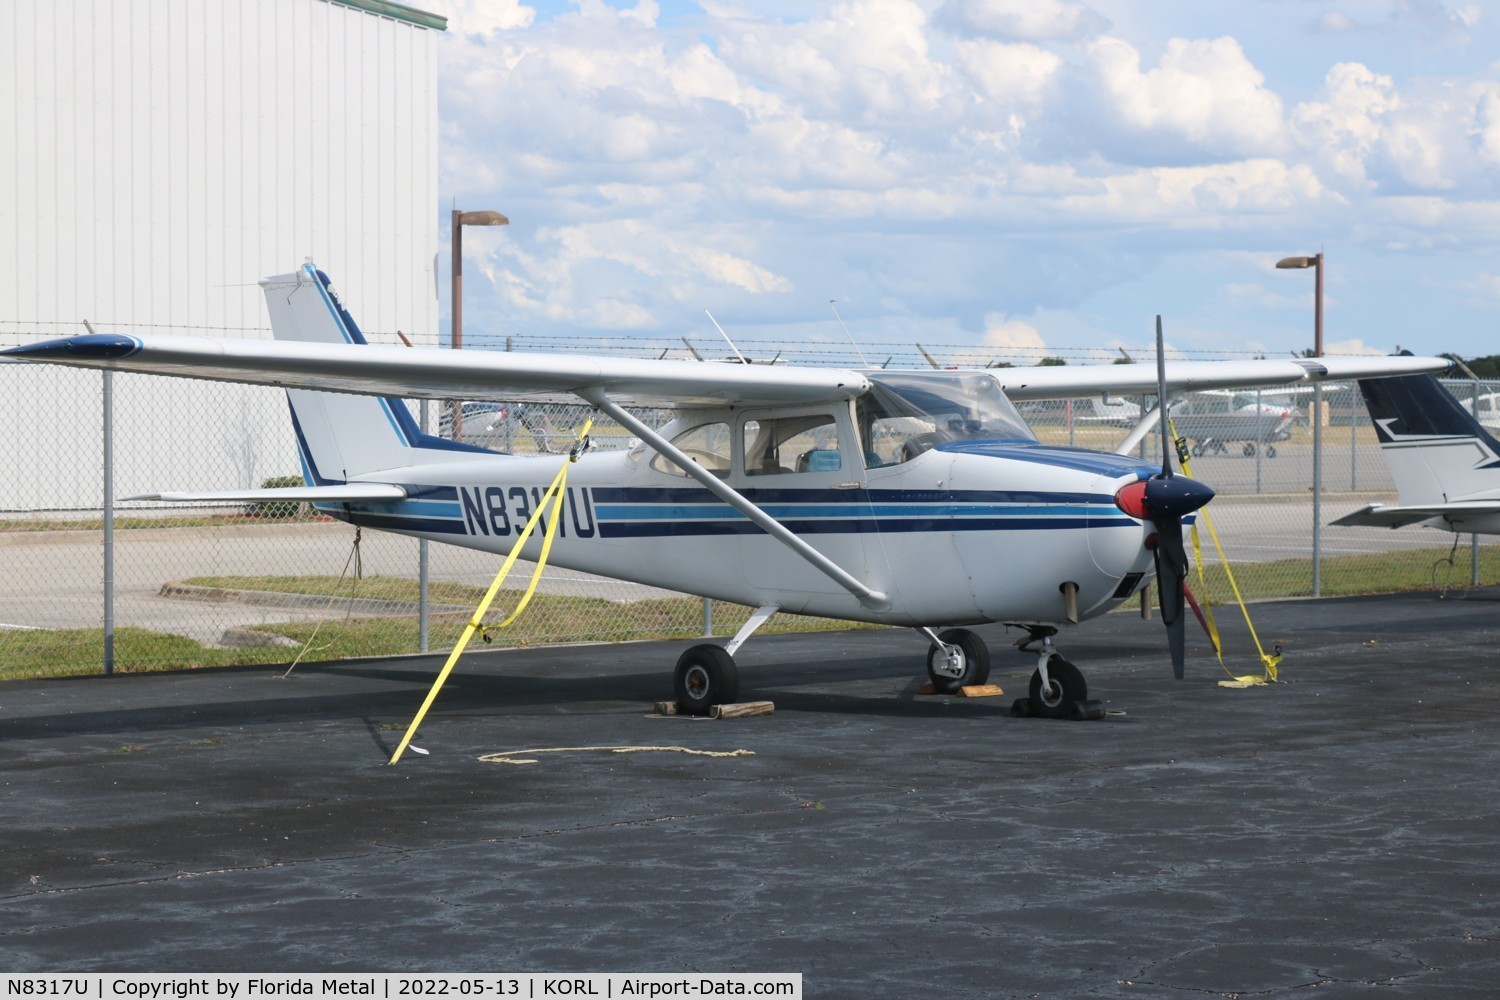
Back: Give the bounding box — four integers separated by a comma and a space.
102, 366, 115, 675
702, 597, 713, 637
1254, 387, 1263, 494
1312, 384, 1322, 598
419, 399, 430, 652
1350, 385, 1357, 490
1471, 381, 1482, 588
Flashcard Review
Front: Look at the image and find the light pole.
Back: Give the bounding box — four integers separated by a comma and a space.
450, 208, 509, 440
1276, 252, 1324, 596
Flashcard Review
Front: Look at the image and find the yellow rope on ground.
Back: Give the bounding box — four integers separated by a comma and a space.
478, 745, 757, 765
1169, 420, 1283, 685
388, 419, 593, 765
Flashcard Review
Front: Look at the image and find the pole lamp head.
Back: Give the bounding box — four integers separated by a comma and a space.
457, 211, 509, 228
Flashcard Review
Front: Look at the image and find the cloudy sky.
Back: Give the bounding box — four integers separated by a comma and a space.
423, 0, 1500, 365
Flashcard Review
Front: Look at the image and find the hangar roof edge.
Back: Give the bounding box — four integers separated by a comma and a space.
324, 0, 448, 31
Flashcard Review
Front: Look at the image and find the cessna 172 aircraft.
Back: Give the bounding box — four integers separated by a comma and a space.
1, 266, 1450, 718
1333, 362, 1500, 535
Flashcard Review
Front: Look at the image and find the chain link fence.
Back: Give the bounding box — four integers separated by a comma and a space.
2, 336, 1495, 680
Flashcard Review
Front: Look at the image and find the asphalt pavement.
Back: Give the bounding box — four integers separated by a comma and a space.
3, 590, 1500, 996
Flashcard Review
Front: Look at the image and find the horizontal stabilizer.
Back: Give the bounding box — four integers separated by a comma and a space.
123, 484, 409, 503
1330, 502, 1500, 529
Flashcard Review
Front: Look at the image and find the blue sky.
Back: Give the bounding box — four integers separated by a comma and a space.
425, 0, 1500, 364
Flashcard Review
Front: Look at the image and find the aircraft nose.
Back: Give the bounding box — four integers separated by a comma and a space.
1114, 475, 1215, 521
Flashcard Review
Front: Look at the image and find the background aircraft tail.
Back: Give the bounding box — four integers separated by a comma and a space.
1359, 360, 1500, 505
262, 265, 492, 484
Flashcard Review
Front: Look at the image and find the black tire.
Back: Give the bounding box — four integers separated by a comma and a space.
926, 628, 991, 694
674, 644, 739, 715
1028, 655, 1087, 719
1266, 444, 1277, 458
1242, 442, 1256, 457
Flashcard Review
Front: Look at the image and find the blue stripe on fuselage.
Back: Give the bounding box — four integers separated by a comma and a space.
935, 440, 1160, 478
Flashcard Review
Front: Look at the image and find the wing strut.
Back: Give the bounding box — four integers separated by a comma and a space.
577, 389, 891, 612
1114, 397, 1169, 456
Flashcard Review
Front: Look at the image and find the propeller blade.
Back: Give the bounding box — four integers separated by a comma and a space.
1116, 470, 1215, 680
1153, 520, 1190, 679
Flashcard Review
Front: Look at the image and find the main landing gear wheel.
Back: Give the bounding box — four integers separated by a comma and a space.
1242, 442, 1256, 457
1029, 654, 1087, 719
926, 628, 991, 694
674, 643, 740, 715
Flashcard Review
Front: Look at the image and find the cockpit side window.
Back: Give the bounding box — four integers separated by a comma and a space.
742, 414, 842, 476
650, 421, 732, 477
857, 371, 1036, 467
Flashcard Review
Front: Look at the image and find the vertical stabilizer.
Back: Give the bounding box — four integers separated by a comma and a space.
1359, 364, 1500, 505
260, 265, 490, 483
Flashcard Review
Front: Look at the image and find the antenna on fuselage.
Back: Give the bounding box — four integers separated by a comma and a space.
704, 309, 748, 364
829, 300, 869, 367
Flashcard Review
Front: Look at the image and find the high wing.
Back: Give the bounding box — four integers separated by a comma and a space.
4, 331, 870, 410
991, 356, 1450, 401
3, 333, 1449, 408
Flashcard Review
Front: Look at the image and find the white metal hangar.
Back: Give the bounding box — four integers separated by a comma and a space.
0, 0, 447, 509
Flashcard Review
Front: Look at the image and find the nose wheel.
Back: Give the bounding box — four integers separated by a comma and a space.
1028, 654, 1088, 718
1010, 630, 1105, 721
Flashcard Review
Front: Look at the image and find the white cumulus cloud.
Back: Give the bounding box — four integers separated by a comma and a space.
1084, 36, 1288, 158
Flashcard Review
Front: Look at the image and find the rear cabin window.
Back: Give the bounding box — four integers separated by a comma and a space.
651, 422, 732, 477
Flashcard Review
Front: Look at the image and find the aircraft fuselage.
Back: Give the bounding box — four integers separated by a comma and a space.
321, 440, 1162, 628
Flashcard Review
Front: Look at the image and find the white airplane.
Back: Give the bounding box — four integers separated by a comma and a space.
1, 266, 1450, 717
1080, 392, 1295, 457
1333, 361, 1500, 534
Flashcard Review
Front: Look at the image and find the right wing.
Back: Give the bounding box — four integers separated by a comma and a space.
0, 332, 869, 410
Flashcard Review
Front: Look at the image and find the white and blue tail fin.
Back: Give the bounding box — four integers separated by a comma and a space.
1358, 357, 1500, 505
262, 265, 493, 485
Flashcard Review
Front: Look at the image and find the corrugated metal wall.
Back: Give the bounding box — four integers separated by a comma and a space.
0, 0, 442, 507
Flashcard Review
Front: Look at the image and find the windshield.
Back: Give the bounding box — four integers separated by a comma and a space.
858, 371, 1035, 466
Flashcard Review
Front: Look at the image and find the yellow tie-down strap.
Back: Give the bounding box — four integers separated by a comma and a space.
1168, 421, 1282, 687
388, 419, 593, 765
